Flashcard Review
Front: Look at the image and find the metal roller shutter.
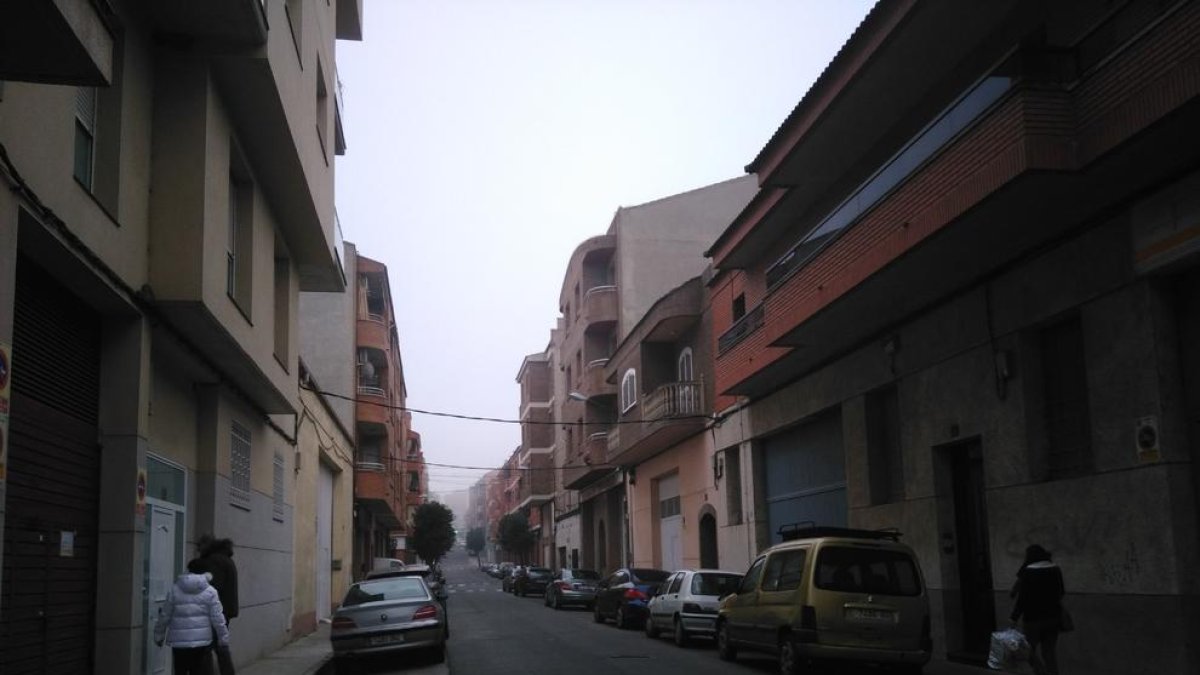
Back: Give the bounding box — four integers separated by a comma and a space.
762, 412, 848, 546
1, 255, 101, 674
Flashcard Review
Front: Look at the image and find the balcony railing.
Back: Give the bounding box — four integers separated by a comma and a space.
356, 461, 385, 471
717, 304, 764, 354
606, 426, 620, 456
643, 381, 705, 420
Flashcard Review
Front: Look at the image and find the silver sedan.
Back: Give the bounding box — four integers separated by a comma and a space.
330, 575, 448, 668
644, 569, 743, 646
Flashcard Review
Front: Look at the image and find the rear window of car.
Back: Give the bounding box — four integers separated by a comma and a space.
342, 577, 428, 606
692, 573, 742, 597
815, 546, 922, 597
568, 569, 600, 580
528, 567, 552, 577
632, 568, 671, 583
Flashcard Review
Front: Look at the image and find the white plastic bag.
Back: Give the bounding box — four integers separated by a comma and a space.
987, 628, 1031, 671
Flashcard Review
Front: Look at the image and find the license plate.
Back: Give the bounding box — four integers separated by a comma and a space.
369, 633, 405, 646
846, 607, 894, 622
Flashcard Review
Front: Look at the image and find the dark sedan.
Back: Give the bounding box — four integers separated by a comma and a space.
514, 566, 553, 596
592, 567, 671, 629
330, 576, 447, 668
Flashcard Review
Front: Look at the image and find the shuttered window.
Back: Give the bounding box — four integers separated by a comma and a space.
1041, 316, 1092, 478
74, 87, 96, 188
230, 422, 251, 509
272, 452, 285, 522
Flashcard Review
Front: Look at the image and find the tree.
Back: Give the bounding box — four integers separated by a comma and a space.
410, 502, 455, 565
466, 526, 486, 557
497, 512, 536, 564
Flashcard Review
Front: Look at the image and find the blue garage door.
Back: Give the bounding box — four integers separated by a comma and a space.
763, 412, 846, 545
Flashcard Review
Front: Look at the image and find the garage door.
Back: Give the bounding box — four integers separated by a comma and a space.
762, 412, 846, 545
0, 255, 101, 674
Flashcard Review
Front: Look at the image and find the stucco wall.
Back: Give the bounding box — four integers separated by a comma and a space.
628, 433, 713, 570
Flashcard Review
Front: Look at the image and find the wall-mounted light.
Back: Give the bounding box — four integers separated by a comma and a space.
568, 391, 589, 402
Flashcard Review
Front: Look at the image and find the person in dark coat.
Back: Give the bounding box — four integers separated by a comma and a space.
193, 534, 239, 675
1010, 544, 1065, 675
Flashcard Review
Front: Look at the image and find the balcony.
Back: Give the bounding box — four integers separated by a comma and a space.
562, 431, 614, 490
581, 358, 616, 398
717, 305, 764, 355
515, 454, 555, 509
0, 2, 116, 85
147, 0, 267, 45
607, 382, 708, 466
355, 463, 401, 528
581, 285, 618, 326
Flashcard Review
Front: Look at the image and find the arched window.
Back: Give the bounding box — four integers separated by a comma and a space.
677, 348, 694, 382
621, 368, 638, 413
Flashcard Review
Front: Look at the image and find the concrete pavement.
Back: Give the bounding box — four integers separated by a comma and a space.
236, 621, 449, 675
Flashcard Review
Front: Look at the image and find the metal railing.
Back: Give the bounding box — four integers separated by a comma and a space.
717, 304, 764, 354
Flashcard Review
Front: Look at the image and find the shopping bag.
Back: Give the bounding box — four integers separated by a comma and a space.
987, 628, 1031, 671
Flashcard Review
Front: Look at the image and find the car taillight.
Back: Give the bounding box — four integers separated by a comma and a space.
412, 604, 439, 621
800, 605, 817, 630
331, 617, 356, 630
623, 588, 647, 601
555, 581, 571, 590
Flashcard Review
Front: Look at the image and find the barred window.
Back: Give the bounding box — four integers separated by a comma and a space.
230, 421, 251, 509
272, 452, 285, 522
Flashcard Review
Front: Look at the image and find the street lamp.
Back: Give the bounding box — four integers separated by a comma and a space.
567, 391, 589, 402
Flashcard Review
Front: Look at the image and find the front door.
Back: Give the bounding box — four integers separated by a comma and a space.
316, 464, 334, 621
145, 505, 177, 674
658, 474, 682, 571
948, 440, 996, 659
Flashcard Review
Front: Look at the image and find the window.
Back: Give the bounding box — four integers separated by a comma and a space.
667, 574, 684, 594
761, 549, 807, 592
724, 446, 743, 525
621, 369, 637, 413
693, 572, 742, 597
315, 59, 329, 158
273, 248, 291, 365
737, 557, 766, 594
866, 385, 904, 504
659, 495, 681, 518
677, 347, 694, 382
227, 146, 254, 316
73, 87, 96, 189
230, 421, 251, 509
358, 435, 381, 465
272, 452, 285, 522
1041, 315, 1092, 478
815, 547, 922, 596
732, 294, 746, 322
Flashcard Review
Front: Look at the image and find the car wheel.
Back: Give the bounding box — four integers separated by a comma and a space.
673, 617, 689, 647
716, 622, 737, 662
616, 606, 632, 630
644, 614, 659, 639
779, 635, 802, 675
552, 594, 561, 610
593, 602, 606, 623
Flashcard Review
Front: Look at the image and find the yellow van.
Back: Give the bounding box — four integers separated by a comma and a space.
716, 525, 931, 674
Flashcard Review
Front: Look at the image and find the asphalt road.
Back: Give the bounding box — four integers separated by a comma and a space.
438, 548, 780, 675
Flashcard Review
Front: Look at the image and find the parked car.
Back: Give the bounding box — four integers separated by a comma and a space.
364, 564, 448, 604
592, 567, 671, 629
495, 562, 515, 580
501, 565, 524, 594
371, 557, 407, 572
514, 566, 553, 596
716, 525, 931, 675
645, 569, 743, 646
544, 568, 601, 610
485, 563, 501, 577
330, 575, 448, 669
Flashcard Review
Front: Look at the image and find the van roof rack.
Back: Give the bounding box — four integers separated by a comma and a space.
776, 522, 902, 542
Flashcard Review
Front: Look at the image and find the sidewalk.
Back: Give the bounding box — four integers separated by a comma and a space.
238, 623, 333, 675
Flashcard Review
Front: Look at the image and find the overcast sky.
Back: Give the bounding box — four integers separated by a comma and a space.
333, 0, 874, 496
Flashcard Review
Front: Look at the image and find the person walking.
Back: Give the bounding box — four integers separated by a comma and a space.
193, 535, 239, 675
154, 559, 231, 675
1010, 544, 1066, 675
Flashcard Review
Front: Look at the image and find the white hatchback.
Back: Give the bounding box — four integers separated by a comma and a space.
644, 569, 743, 646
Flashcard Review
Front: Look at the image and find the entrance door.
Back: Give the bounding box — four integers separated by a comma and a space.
948, 440, 996, 659
316, 465, 334, 621
699, 513, 718, 569
145, 505, 178, 674
657, 474, 682, 571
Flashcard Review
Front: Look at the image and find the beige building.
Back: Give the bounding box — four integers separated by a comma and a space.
0, 2, 363, 673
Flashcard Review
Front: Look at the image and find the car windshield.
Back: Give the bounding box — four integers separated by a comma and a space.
342, 577, 428, 607
569, 569, 600, 580
692, 573, 742, 597
631, 568, 671, 583
815, 547, 923, 596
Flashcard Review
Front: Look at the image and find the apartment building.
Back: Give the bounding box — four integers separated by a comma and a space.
551, 176, 757, 575
0, 2, 363, 672
350, 253, 420, 572
706, 2, 1200, 672
513, 352, 556, 565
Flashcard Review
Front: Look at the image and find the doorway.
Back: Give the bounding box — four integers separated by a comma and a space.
941, 439, 996, 662
144, 455, 187, 675
699, 511, 718, 569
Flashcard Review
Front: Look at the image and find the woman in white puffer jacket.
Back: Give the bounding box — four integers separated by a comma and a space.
154, 560, 231, 675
